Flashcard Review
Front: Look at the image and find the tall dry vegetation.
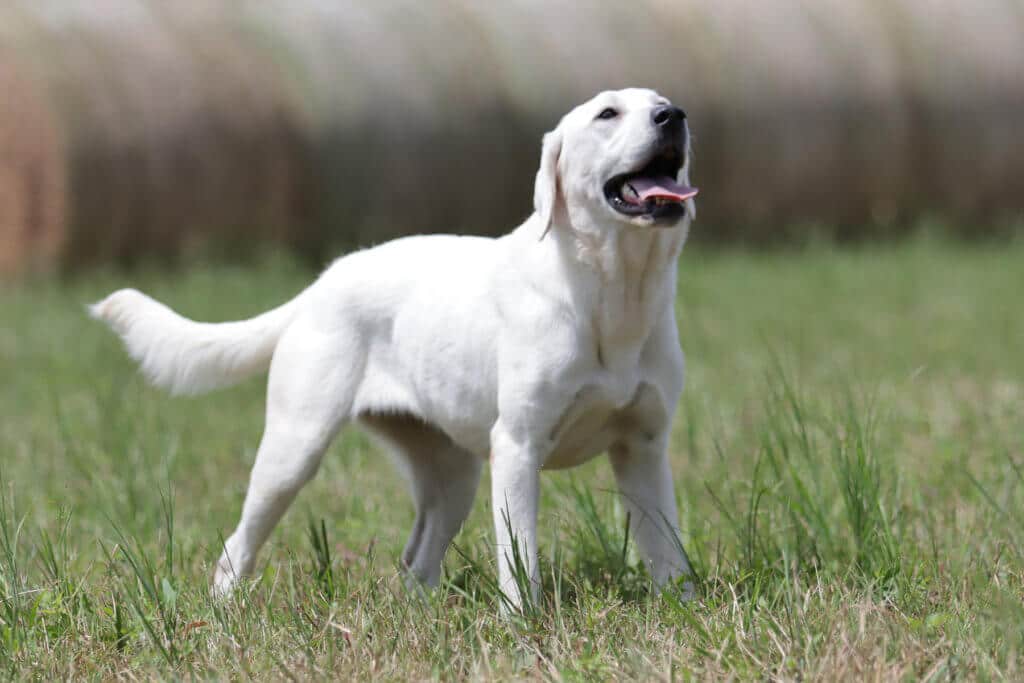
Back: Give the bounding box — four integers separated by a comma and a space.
1, 1, 1022, 274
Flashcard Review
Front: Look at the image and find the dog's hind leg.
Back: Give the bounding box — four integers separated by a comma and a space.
361, 414, 482, 587
213, 322, 360, 596
403, 448, 481, 587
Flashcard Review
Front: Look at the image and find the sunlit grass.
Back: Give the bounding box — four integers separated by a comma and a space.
0, 239, 1021, 678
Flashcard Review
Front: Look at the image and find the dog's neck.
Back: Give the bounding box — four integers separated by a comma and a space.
539, 213, 686, 368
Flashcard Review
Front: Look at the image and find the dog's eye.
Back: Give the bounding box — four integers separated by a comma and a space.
595, 107, 618, 120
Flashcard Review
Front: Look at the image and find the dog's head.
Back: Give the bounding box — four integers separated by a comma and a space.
534, 88, 697, 235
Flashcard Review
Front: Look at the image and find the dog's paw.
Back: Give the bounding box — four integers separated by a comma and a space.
678, 580, 697, 601
211, 562, 240, 599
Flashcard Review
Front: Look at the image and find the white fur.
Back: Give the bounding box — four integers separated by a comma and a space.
92, 88, 697, 610
89, 289, 304, 395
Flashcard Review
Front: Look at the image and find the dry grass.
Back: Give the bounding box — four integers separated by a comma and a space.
2, 2, 1023, 274
0, 57, 65, 276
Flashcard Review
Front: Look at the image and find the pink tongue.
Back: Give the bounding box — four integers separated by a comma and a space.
625, 176, 699, 204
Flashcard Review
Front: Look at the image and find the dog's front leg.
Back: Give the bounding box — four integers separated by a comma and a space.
610, 432, 695, 599
489, 423, 542, 612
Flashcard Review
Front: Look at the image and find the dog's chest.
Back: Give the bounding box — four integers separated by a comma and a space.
542, 380, 663, 470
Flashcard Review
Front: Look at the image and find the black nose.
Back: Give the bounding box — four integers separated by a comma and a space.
652, 105, 685, 128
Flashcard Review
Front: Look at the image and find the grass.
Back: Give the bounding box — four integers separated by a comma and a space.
1, 238, 1022, 679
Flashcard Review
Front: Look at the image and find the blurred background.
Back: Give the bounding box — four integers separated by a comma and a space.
1, 0, 1023, 276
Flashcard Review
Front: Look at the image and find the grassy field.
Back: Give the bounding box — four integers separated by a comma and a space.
1, 239, 1022, 679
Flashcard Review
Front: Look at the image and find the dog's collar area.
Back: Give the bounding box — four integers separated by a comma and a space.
603, 148, 697, 222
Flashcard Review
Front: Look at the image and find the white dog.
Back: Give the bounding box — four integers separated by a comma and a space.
91, 88, 698, 610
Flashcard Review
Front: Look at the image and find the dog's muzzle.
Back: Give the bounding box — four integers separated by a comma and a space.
603, 124, 697, 223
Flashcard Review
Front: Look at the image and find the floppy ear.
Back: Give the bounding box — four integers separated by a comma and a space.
533, 129, 563, 239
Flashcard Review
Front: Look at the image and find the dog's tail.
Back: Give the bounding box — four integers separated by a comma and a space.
89, 288, 304, 395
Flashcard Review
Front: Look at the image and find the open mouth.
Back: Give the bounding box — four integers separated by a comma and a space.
603, 148, 698, 222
